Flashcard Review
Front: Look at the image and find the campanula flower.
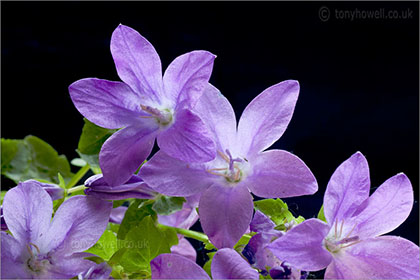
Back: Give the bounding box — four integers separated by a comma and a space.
69, 24, 216, 186
268, 152, 420, 279
140, 81, 318, 248
150, 248, 259, 279
1, 180, 112, 278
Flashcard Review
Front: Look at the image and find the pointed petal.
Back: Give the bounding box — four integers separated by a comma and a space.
109, 206, 128, 224
162, 51, 215, 108
250, 210, 276, 233
157, 109, 216, 163
170, 238, 197, 262
324, 152, 370, 225
158, 203, 198, 230
199, 184, 254, 249
139, 151, 212, 196
44, 196, 112, 255
268, 219, 332, 271
1, 232, 30, 278
352, 173, 414, 239
211, 248, 259, 279
194, 84, 237, 152
325, 236, 420, 279
69, 78, 142, 129
151, 253, 210, 279
236, 80, 299, 156
247, 150, 318, 198
111, 24, 162, 104
3, 181, 52, 244
100, 122, 158, 186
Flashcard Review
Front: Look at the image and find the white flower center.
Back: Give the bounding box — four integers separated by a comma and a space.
140, 104, 173, 126
323, 219, 361, 254
206, 149, 247, 183
26, 243, 52, 276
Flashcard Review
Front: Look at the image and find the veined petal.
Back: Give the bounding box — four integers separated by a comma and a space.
157, 108, 216, 163
236, 80, 299, 156
170, 238, 197, 262
111, 24, 163, 104
47, 253, 96, 279
250, 210, 276, 233
247, 150, 317, 198
151, 253, 210, 279
69, 78, 142, 129
211, 248, 259, 279
1, 232, 30, 279
324, 152, 370, 225
268, 219, 332, 271
43, 196, 112, 255
139, 151, 212, 197
109, 206, 128, 224
194, 84, 237, 152
100, 122, 158, 186
85, 174, 156, 195
325, 236, 419, 279
162, 51, 215, 108
199, 184, 254, 249
3, 181, 52, 244
158, 204, 198, 230
352, 173, 414, 239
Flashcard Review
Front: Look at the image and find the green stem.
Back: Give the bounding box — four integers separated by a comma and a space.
66, 164, 90, 189
67, 185, 87, 194
158, 224, 209, 243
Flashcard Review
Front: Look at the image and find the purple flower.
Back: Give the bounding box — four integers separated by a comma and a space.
84, 174, 158, 201
1, 180, 112, 278
268, 152, 420, 279
109, 206, 128, 224
78, 262, 112, 280
150, 248, 259, 279
69, 24, 216, 186
158, 194, 200, 261
140, 81, 318, 248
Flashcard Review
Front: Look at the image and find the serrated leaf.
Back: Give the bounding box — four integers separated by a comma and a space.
119, 216, 171, 274
152, 196, 186, 216
118, 200, 156, 240
1, 136, 73, 184
85, 230, 118, 261
317, 204, 327, 222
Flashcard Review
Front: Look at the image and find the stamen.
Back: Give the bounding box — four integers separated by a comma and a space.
26, 244, 34, 258
343, 223, 357, 240
29, 243, 41, 254
340, 240, 361, 249
334, 218, 338, 238
218, 150, 230, 162
339, 220, 344, 238
234, 169, 240, 181
337, 236, 359, 245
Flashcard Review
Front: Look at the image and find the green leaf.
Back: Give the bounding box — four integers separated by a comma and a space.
317, 204, 327, 222
152, 196, 186, 216
159, 226, 179, 248
118, 200, 156, 240
233, 233, 255, 252
78, 118, 117, 155
70, 158, 87, 167
254, 198, 305, 231
203, 252, 216, 277
85, 230, 118, 261
119, 216, 171, 275
57, 173, 66, 189
1, 136, 73, 184
1, 191, 7, 204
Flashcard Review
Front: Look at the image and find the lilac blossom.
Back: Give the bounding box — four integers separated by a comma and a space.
158, 194, 200, 261
140, 81, 318, 248
69, 24, 216, 186
1, 180, 112, 278
268, 152, 420, 279
84, 174, 158, 201
150, 248, 259, 279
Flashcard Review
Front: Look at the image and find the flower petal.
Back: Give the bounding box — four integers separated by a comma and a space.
100, 122, 158, 186
158, 203, 198, 230
47, 253, 96, 279
43, 196, 112, 255
199, 184, 254, 249
1, 232, 30, 279
109, 206, 128, 224
170, 238, 197, 262
69, 78, 142, 129
157, 108, 216, 163
151, 253, 210, 279
324, 152, 370, 225
247, 150, 318, 198
111, 24, 163, 104
236, 80, 299, 156
250, 210, 276, 233
162, 51, 215, 108
194, 83, 237, 152
268, 219, 332, 271
352, 173, 414, 239
139, 151, 212, 196
3, 181, 52, 244
325, 236, 420, 279
211, 248, 259, 279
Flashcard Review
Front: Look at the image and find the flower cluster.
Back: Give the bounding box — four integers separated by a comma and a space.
1, 24, 418, 279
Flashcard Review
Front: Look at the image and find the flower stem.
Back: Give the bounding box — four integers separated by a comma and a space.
158, 224, 209, 243
67, 185, 87, 194
66, 164, 90, 189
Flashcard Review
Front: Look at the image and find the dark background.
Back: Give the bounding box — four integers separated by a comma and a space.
2, 0, 419, 270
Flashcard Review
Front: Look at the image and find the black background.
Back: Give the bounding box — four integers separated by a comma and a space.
2, 0, 419, 270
